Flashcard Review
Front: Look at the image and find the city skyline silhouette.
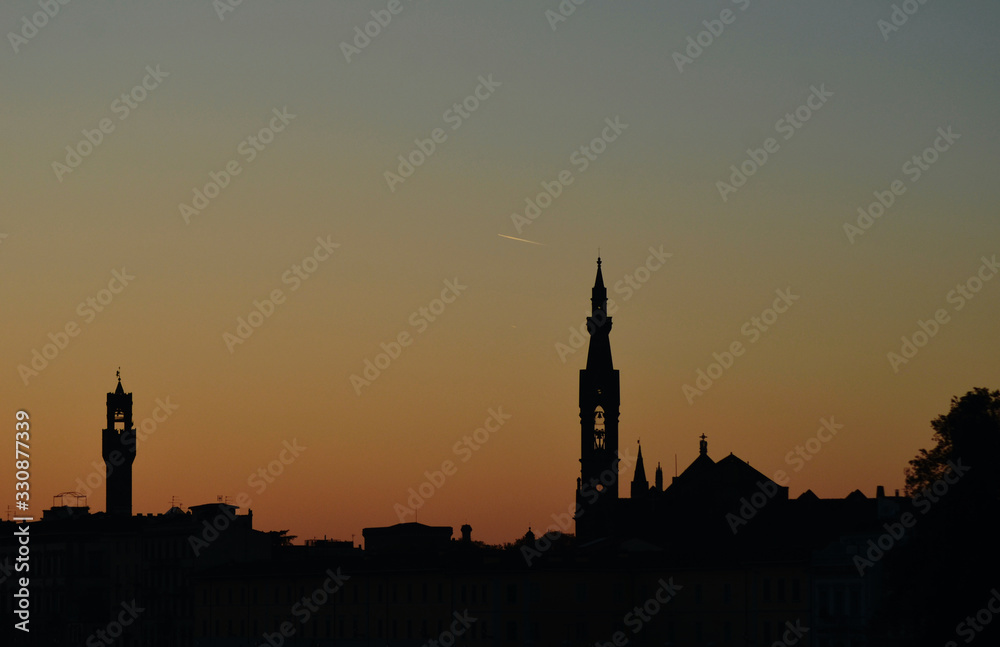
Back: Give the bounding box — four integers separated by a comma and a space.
2, 2, 999, 644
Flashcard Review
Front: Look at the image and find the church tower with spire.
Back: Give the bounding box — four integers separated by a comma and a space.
103, 371, 137, 517
576, 257, 621, 538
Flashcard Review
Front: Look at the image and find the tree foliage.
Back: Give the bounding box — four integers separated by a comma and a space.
904, 387, 1000, 496
872, 387, 1000, 646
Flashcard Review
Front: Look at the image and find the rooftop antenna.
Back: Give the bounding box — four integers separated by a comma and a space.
674, 454, 678, 477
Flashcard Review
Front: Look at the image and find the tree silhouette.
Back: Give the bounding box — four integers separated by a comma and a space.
904, 387, 1000, 497
872, 387, 1000, 646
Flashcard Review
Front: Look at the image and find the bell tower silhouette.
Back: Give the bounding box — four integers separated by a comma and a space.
576, 257, 620, 538
103, 370, 136, 517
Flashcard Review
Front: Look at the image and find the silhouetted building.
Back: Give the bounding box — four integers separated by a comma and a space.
0, 377, 272, 647
363, 522, 454, 554
576, 257, 622, 540
0, 263, 928, 646
104, 372, 137, 517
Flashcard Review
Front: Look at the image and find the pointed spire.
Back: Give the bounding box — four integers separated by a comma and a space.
114, 368, 125, 395
632, 442, 647, 483
631, 440, 649, 498
699, 433, 708, 457
585, 256, 614, 371
591, 256, 607, 314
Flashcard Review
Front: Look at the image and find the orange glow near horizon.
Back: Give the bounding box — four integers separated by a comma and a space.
2, 2, 999, 546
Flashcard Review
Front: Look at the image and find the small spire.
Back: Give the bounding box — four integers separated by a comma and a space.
699, 433, 708, 456
631, 440, 649, 496
633, 443, 646, 480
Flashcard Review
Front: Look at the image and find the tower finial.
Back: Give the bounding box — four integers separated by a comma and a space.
117, 367, 121, 382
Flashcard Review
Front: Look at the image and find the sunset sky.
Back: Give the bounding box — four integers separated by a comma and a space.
2, 0, 999, 545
